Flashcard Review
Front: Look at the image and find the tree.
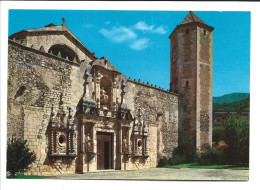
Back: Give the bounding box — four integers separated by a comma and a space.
7, 138, 36, 177
213, 126, 225, 142
197, 148, 224, 165
172, 137, 197, 163
223, 114, 249, 164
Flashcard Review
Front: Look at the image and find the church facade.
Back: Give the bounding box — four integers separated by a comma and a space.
7, 11, 213, 175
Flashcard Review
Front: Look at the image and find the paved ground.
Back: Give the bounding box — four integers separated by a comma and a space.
54, 168, 249, 181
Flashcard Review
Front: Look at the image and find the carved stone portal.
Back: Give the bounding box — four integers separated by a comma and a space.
47, 102, 76, 158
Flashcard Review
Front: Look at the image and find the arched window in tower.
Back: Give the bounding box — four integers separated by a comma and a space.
48, 44, 79, 63
186, 29, 189, 35
203, 29, 207, 36
14, 85, 26, 99
186, 80, 189, 87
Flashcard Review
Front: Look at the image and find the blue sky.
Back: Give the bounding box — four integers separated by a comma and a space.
8, 10, 250, 97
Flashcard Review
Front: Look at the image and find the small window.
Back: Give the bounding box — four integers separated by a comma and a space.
138, 140, 142, 147
204, 30, 207, 36
186, 29, 189, 35
14, 86, 26, 99
186, 80, 189, 87
59, 135, 65, 144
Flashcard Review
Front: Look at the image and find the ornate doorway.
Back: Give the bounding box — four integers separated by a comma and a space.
97, 132, 113, 170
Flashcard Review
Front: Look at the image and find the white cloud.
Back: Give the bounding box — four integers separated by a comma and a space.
99, 26, 136, 43
135, 21, 154, 31
154, 26, 167, 34
130, 38, 149, 51
105, 21, 111, 25
82, 24, 92, 28
134, 21, 167, 34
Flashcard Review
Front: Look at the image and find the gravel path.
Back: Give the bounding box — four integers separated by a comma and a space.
54, 168, 249, 181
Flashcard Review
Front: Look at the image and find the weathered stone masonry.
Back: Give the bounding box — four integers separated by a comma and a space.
7, 11, 213, 175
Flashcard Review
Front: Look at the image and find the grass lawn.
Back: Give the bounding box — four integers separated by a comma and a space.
7, 174, 53, 179
164, 163, 249, 170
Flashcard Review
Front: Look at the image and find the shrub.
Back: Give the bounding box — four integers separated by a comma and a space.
168, 154, 185, 165
7, 138, 36, 177
157, 156, 168, 167
213, 126, 225, 142
198, 148, 224, 165
222, 114, 249, 164
173, 137, 196, 163
214, 140, 228, 151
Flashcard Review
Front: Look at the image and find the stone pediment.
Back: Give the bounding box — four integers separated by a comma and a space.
91, 57, 118, 73
9, 20, 97, 61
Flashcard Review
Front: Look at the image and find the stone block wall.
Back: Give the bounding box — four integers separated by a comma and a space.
7, 40, 82, 175
124, 80, 179, 168
170, 23, 213, 152
170, 24, 198, 142
8, 37, 179, 174
196, 27, 213, 151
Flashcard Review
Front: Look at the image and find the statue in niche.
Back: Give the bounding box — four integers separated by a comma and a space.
122, 138, 127, 152
143, 122, 147, 133
137, 122, 142, 133
85, 133, 92, 152
96, 72, 102, 83
100, 87, 109, 105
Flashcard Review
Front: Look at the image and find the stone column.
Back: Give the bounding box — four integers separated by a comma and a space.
95, 72, 101, 109
70, 132, 74, 153
119, 126, 122, 153
112, 77, 118, 111
113, 132, 116, 169
144, 138, 147, 154
93, 127, 97, 154
50, 130, 54, 154
53, 131, 57, 153
67, 132, 71, 153
91, 124, 94, 152
81, 125, 85, 153
127, 128, 130, 153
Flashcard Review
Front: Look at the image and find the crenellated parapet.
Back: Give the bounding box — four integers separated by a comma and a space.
127, 76, 178, 96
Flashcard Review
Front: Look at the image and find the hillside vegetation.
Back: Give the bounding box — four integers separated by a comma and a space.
213, 97, 250, 111
213, 93, 249, 104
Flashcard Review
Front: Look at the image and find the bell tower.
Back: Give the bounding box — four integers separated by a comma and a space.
169, 11, 214, 152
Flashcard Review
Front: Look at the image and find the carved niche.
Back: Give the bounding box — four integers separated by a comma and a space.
47, 95, 76, 158
100, 76, 112, 111
93, 66, 119, 117
131, 109, 148, 158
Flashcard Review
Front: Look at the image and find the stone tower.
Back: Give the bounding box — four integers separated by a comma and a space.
169, 11, 214, 152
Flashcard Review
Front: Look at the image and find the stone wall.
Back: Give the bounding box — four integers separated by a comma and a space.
7, 39, 178, 174
170, 24, 213, 152
170, 24, 198, 143
197, 27, 213, 151
124, 80, 179, 168
7, 40, 81, 175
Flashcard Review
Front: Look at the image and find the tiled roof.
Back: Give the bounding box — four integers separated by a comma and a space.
181, 11, 207, 25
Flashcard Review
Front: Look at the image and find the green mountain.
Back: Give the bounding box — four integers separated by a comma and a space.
213, 97, 250, 111
213, 93, 250, 104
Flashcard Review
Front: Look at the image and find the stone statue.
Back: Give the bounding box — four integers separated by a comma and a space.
122, 138, 127, 152
137, 122, 142, 133
100, 87, 108, 105
85, 133, 92, 152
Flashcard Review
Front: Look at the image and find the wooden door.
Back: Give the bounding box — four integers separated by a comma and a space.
97, 133, 113, 170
